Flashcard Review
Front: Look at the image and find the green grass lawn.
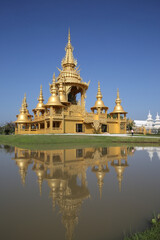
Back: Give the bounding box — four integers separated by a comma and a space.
124, 223, 160, 240
0, 134, 160, 150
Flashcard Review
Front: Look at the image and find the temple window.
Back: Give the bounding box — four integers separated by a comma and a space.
52, 155, 61, 163
56, 108, 62, 114
40, 123, 44, 129
76, 149, 83, 158
76, 124, 83, 132
102, 148, 107, 155
47, 121, 50, 128
113, 113, 118, 119
53, 121, 60, 128
40, 152, 44, 159
120, 114, 124, 119
101, 124, 107, 132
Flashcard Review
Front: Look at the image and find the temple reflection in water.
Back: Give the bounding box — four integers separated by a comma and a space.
13, 146, 134, 240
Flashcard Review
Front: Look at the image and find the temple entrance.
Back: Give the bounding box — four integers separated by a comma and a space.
68, 86, 82, 105
101, 124, 107, 132
76, 124, 83, 132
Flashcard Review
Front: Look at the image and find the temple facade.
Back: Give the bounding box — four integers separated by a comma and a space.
15, 30, 127, 135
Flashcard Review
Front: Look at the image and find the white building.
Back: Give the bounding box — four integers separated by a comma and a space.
134, 111, 160, 130
154, 113, 160, 129
145, 111, 154, 129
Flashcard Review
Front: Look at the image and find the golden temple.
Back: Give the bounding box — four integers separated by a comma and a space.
15, 30, 127, 134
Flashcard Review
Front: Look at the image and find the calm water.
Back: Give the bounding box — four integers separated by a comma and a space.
0, 145, 160, 240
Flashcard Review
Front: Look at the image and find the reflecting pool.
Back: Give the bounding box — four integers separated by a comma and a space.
0, 145, 160, 240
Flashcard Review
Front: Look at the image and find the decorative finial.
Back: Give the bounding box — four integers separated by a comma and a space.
118, 178, 122, 192
40, 85, 42, 96
19, 168, 26, 186
68, 28, 71, 43
52, 73, 56, 83
117, 88, 119, 99
98, 178, 103, 199
115, 88, 121, 105
38, 85, 44, 103
22, 93, 28, 111
38, 177, 43, 196
50, 73, 57, 95
98, 81, 100, 89
96, 81, 102, 99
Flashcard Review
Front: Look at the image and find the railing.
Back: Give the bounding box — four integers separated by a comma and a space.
54, 114, 63, 117
34, 116, 45, 120
99, 114, 107, 119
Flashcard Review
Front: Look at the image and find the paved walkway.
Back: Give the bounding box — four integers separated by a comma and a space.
52, 133, 160, 138
23, 133, 160, 138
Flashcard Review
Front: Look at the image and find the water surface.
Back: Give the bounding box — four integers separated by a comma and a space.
0, 145, 160, 240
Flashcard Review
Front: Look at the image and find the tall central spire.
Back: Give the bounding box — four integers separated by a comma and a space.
68, 28, 71, 44
61, 29, 77, 68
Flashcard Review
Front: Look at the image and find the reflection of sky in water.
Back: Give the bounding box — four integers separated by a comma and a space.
0, 145, 160, 240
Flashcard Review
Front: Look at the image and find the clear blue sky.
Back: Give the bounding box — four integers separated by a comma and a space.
0, 0, 160, 123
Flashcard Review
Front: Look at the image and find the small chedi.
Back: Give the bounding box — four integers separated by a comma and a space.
15, 30, 127, 134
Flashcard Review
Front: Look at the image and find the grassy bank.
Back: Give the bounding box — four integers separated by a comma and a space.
0, 134, 160, 150
124, 217, 160, 240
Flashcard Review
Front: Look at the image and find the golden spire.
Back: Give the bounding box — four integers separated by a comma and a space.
38, 85, 44, 103
58, 79, 69, 104
19, 168, 26, 186
61, 29, 77, 68
112, 159, 128, 192
38, 176, 43, 196
46, 73, 64, 107
117, 88, 119, 98
23, 93, 28, 112
15, 159, 29, 186
96, 81, 103, 100
91, 82, 108, 110
92, 165, 106, 199
51, 73, 56, 94
34, 85, 45, 110
68, 28, 71, 44
16, 95, 31, 123
111, 88, 127, 114
115, 88, 121, 105
97, 176, 104, 199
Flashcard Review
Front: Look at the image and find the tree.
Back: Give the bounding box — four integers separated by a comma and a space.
0, 122, 15, 135
126, 118, 135, 131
